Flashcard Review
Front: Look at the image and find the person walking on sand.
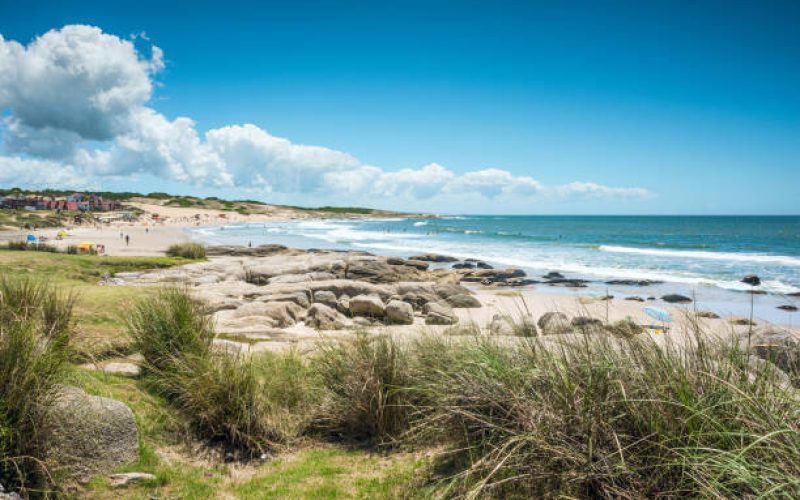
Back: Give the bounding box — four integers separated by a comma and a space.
125, 234, 130, 246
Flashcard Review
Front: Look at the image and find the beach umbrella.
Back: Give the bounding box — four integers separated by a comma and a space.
644, 307, 672, 323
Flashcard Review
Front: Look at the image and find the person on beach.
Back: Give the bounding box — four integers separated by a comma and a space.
125, 234, 130, 246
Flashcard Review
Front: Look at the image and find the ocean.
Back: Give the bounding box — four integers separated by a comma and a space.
189, 215, 800, 325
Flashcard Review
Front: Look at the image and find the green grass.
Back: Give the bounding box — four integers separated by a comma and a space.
0, 208, 83, 229
165, 242, 206, 259
0, 250, 193, 360
233, 448, 424, 499
0, 249, 192, 283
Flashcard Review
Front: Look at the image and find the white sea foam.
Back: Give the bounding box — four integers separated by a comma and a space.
194, 220, 800, 296
413, 221, 428, 226
599, 245, 800, 267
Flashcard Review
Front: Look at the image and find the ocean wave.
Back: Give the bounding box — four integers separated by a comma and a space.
413, 221, 428, 226
599, 245, 800, 267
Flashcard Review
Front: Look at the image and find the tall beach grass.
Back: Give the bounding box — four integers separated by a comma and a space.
0, 277, 76, 494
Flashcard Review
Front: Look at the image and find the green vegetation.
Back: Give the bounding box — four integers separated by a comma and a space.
0, 277, 75, 494
0, 250, 193, 361
0, 208, 83, 229
277, 204, 389, 215
128, 289, 284, 454
165, 242, 206, 259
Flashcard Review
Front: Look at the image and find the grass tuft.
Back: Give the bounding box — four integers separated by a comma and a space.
165, 242, 206, 260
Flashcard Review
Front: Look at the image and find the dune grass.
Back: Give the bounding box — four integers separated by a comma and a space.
0, 277, 76, 494
128, 288, 310, 455
402, 332, 800, 497
165, 242, 206, 260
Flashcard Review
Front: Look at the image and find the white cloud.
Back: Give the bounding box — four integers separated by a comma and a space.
556, 181, 651, 199
0, 24, 652, 208
0, 156, 95, 189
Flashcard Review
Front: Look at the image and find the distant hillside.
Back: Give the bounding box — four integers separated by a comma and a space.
0, 188, 424, 229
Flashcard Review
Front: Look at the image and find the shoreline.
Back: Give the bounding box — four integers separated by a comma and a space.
2, 213, 798, 327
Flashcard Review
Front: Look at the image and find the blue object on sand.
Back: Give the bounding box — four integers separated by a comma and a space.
645, 307, 672, 323
26, 233, 36, 242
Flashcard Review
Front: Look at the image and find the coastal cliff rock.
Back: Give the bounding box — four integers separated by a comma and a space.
43, 387, 139, 482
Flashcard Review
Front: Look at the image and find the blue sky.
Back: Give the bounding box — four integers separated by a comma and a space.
0, 0, 798, 214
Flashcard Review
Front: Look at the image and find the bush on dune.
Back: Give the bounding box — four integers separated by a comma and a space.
165, 242, 206, 259
0, 277, 75, 494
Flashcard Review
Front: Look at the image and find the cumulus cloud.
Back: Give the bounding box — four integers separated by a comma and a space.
0, 156, 95, 189
0, 25, 652, 207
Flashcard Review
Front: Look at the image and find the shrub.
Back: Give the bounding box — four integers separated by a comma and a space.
0, 277, 75, 493
165, 242, 206, 260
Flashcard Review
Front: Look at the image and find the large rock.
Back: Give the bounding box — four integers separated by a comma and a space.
43, 387, 139, 482
386, 300, 414, 325
605, 279, 663, 286
313, 290, 339, 308
408, 253, 458, 263
424, 302, 458, 325
306, 303, 349, 330
445, 293, 481, 308
206, 244, 288, 257
233, 301, 306, 327
460, 268, 526, 283
744, 327, 800, 375
349, 294, 386, 317
662, 294, 692, 304
344, 258, 427, 283
538, 312, 570, 335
